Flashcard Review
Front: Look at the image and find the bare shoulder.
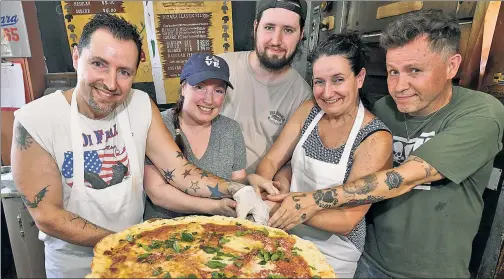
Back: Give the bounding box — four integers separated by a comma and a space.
293, 100, 316, 121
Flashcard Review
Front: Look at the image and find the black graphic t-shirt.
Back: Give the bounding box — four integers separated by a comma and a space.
365, 86, 504, 278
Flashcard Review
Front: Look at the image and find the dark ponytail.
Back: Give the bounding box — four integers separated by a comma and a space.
308, 30, 372, 110
173, 85, 185, 154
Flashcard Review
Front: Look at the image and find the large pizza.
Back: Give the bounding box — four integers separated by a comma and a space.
86, 216, 335, 278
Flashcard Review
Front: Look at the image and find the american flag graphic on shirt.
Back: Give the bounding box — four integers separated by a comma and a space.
61, 146, 130, 189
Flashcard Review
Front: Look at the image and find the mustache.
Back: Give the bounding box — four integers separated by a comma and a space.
90, 82, 120, 95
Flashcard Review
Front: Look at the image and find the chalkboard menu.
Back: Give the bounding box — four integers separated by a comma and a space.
158, 13, 213, 78
152, 1, 234, 103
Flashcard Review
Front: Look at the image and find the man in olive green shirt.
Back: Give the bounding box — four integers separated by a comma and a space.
266, 9, 504, 278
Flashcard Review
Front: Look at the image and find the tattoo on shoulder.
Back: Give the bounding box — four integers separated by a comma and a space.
21, 186, 49, 208
384, 171, 404, 190
69, 213, 99, 230
340, 195, 385, 207
15, 122, 34, 150
343, 175, 378, 195
313, 189, 338, 209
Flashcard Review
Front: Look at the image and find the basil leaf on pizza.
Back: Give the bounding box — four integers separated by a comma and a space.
85, 216, 335, 278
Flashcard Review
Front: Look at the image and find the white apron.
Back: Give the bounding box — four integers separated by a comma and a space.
42, 90, 145, 278
289, 102, 365, 278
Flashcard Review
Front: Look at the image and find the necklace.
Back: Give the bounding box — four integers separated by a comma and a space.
403, 107, 444, 141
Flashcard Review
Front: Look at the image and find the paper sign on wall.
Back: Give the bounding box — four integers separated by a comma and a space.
152, 1, 234, 103
1, 63, 26, 108
61, 1, 153, 83
1, 1, 31, 58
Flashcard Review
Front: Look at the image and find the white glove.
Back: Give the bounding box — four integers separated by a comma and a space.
233, 186, 270, 225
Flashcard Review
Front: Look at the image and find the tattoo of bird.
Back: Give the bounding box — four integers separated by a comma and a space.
21, 186, 49, 208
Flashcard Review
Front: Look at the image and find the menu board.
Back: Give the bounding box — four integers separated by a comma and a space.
153, 1, 234, 103
61, 1, 153, 83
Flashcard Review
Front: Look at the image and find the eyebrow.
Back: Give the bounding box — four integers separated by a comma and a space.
263, 22, 297, 30
90, 56, 135, 73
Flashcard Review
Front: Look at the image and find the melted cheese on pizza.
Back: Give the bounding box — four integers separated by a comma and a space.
96, 221, 317, 278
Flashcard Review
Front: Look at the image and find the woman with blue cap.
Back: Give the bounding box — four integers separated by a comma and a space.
143, 53, 273, 219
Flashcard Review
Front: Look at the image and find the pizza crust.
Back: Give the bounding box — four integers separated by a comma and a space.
86, 215, 336, 278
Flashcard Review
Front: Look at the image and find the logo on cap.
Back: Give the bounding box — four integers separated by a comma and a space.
204, 56, 220, 68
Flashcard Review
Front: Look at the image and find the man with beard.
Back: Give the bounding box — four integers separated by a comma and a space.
11, 13, 269, 278
219, 0, 312, 174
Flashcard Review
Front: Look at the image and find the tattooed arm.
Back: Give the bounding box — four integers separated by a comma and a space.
145, 102, 270, 224
145, 101, 245, 198
303, 130, 393, 235
11, 120, 113, 247
144, 164, 237, 217
268, 155, 443, 230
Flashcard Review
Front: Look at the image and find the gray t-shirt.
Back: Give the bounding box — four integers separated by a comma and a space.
143, 109, 246, 219
366, 86, 504, 278
218, 51, 312, 173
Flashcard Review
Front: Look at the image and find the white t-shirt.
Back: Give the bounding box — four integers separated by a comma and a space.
14, 89, 152, 253
219, 51, 312, 173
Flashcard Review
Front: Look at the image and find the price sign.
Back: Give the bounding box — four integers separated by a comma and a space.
0, 1, 31, 57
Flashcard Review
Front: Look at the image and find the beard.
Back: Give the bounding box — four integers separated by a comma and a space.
87, 82, 121, 116
254, 33, 300, 72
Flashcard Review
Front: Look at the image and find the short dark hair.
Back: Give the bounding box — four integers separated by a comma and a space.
309, 30, 368, 76
309, 30, 372, 109
78, 13, 143, 68
380, 9, 461, 54
256, 0, 306, 30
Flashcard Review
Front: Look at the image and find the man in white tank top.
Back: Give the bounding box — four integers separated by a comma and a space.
11, 13, 269, 278
219, 0, 312, 174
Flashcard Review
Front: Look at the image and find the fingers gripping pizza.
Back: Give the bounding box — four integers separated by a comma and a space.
86, 216, 335, 278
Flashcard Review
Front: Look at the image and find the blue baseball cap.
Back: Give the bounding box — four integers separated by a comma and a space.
180, 53, 234, 89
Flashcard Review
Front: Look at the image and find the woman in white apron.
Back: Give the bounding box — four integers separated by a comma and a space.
253, 31, 393, 277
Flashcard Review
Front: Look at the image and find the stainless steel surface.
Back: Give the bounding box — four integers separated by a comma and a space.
2, 197, 46, 278
1, 166, 12, 174
346, 1, 476, 34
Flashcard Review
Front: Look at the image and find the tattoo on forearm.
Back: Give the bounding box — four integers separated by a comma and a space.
405, 156, 424, 164
163, 169, 175, 183
199, 170, 209, 178
340, 195, 385, 207
226, 181, 245, 196
384, 171, 404, 190
292, 193, 307, 201
21, 186, 49, 208
182, 169, 192, 178
301, 213, 307, 220
343, 175, 378, 195
207, 183, 225, 199
69, 213, 99, 230
292, 193, 306, 211
176, 151, 185, 159
313, 189, 338, 208
189, 181, 200, 193
15, 122, 34, 150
